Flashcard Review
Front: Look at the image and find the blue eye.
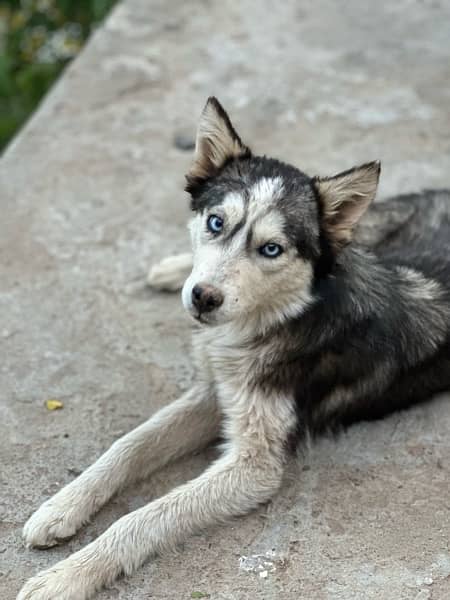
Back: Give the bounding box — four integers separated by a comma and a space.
207, 214, 224, 234
259, 243, 283, 258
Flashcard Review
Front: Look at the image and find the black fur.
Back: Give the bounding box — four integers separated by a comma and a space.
187, 152, 450, 446
185, 98, 449, 447
259, 189, 450, 443
189, 155, 321, 263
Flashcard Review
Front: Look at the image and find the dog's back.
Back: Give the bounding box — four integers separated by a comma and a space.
311, 189, 450, 432
361, 189, 450, 282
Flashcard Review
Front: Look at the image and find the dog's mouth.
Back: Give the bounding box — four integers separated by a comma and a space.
193, 312, 211, 325
182, 282, 223, 326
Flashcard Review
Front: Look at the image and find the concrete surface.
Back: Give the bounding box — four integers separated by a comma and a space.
1, 0, 450, 598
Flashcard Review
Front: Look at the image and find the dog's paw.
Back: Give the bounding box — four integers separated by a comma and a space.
147, 252, 192, 292
17, 562, 92, 600
23, 498, 85, 548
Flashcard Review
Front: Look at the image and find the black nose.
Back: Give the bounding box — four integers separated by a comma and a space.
192, 284, 224, 313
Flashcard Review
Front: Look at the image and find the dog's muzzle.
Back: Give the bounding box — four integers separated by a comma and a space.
191, 283, 224, 314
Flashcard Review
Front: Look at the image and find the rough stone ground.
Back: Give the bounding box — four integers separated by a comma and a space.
1, 1, 450, 598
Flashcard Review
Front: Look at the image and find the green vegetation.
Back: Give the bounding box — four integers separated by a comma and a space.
0, 0, 117, 150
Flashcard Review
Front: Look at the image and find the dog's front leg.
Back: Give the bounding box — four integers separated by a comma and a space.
18, 452, 283, 600
18, 391, 296, 600
23, 386, 219, 549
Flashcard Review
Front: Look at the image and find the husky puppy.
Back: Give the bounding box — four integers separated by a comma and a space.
18, 98, 450, 599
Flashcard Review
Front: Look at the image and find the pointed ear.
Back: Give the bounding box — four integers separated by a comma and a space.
313, 161, 381, 251
185, 97, 251, 194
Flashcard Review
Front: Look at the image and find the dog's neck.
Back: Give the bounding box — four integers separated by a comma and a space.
314, 244, 394, 317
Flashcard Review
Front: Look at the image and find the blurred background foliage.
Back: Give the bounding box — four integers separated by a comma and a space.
0, 0, 117, 151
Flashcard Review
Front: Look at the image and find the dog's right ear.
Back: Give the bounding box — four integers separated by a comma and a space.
185, 97, 251, 195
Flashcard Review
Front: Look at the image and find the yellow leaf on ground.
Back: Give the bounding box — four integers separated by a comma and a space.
45, 399, 64, 411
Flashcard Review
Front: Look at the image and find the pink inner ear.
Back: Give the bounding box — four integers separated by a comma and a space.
315, 162, 380, 250
339, 193, 372, 228
186, 104, 251, 196
323, 194, 375, 247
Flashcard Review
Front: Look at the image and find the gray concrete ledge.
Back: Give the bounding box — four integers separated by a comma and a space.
1, 0, 450, 598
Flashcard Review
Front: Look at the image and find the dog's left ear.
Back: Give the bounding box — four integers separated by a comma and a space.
314, 161, 381, 251
185, 97, 251, 194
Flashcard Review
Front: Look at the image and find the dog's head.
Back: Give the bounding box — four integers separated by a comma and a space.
182, 97, 380, 331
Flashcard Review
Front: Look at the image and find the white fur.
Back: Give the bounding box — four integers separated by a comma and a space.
19, 104, 306, 599
248, 176, 284, 214
18, 333, 295, 599
22, 387, 219, 549
396, 266, 443, 301
147, 252, 193, 292
181, 178, 313, 333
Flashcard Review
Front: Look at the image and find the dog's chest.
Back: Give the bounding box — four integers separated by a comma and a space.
192, 327, 263, 393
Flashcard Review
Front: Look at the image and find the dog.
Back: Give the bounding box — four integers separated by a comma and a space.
18, 98, 450, 599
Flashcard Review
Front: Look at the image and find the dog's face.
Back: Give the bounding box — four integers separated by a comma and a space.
182, 98, 380, 330
182, 166, 319, 328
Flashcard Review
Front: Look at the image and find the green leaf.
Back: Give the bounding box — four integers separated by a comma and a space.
0, 55, 15, 95
0, 0, 118, 149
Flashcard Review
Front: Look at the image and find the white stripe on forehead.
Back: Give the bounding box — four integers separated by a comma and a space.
221, 191, 245, 223
218, 177, 286, 247
248, 176, 284, 219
